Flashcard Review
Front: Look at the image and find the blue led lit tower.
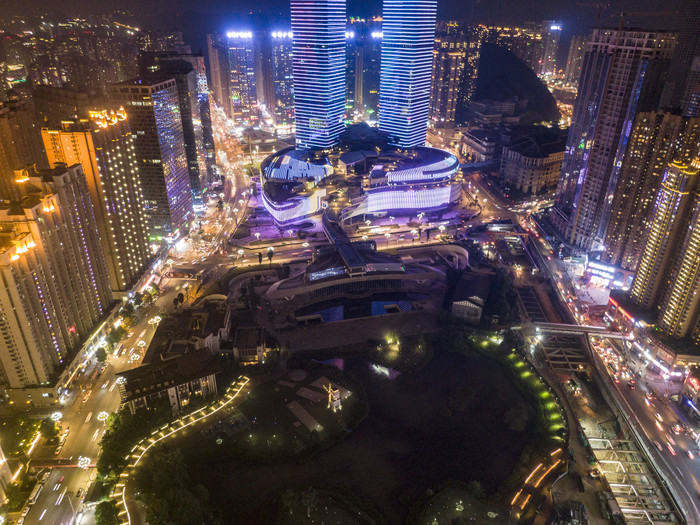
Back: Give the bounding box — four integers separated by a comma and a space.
378, 0, 436, 148
291, 0, 346, 149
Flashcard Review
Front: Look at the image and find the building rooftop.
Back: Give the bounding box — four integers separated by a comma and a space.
233, 326, 264, 350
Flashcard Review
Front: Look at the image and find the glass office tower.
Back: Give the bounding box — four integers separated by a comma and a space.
291, 0, 346, 149
378, 0, 437, 148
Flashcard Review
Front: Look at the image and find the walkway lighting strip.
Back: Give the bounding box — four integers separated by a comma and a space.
114, 376, 250, 525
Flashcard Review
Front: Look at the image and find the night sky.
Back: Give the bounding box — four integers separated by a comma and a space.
2, 0, 686, 59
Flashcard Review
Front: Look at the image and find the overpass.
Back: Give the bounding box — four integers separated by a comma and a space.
533, 322, 633, 341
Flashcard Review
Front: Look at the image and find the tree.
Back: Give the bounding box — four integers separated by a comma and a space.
95, 347, 108, 363
133, 291, 143, 307
258, 252, 263, 264
95, 500, 120, 525
121, 302, 134, 318
177, 292, 185, 305
40, 418, 58, 441
267, 249, 274, 266
173, 297, 179, 309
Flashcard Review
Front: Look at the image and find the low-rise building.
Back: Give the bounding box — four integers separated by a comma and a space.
116, 297, 228, 414
461, 128, 501, 162
500, 130, 566, 195
117, 351, 219, 414
232, 326, 266, 362
451, 273, 491, 325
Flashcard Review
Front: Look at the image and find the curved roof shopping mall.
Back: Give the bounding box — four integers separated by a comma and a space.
260, 124, 462, 224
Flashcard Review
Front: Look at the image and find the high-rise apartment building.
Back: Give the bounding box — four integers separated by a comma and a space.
603, 112, 700, 271
564, 35, 586, 84
227, 32, 259, 126
138, 50, 216, 186
41, 109, 151, 292
139, 54, 204, 203
653, 161, 700, 340
291, 0, 346, 149
271, 31, 295, 130
379, 0, 437, 148
430, 22, 466, 130
108, 78, 193, 241
552, 29, 676, 250
32, 85, 106, 128
0, 164, 112, 388
629, 160, 699, 311
207, 34, 232, 117
0, 92, 47, 200
540, 21, 561, 75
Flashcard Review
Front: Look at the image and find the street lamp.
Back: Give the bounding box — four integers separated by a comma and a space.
384, 232, 391, 246
51, 411, 62, 422
287, 229, 293, 237
255, 232, 260, 241
97, 411, 109, 422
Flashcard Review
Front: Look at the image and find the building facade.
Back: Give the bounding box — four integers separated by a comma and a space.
629, 160, 700, 311
271, 31, 295, 131
0, 165, 112, 388
602, 112, 700, 271
500, 133, 566, 195
41, 109, 151, 292
430, 22, 466, 130
207, 33, 231, 117
564, 35, 586, 84
552, 29, 676, 251
379, 0, 437, 148
291, 0, 346, 149
539, 21, 561, 75
227, 32, 259, 126
0, 93, 47, 200
108, 78, 193, 241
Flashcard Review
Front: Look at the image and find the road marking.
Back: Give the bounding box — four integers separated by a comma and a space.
85, 412, 92, 423
56, 487, 66, 505
92, 429, 100, 442
39, 509, 47, 520
109, 382, 116, 392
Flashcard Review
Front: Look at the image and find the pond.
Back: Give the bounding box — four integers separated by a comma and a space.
188, 347, 534, 524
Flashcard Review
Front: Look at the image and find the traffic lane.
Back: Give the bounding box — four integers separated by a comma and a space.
25, 467, 85, 525
617, 378, 700, 495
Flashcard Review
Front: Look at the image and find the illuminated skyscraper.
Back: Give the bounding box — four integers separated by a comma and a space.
630, 160, 700, 311
41, 109, 151, 292
552, 29, 675, 250
291, 0, 346, 149
271, 31, 295, 130
540, 22, 561, 75
0, 165, 112, 387
227, 31, 259, 126
207, 33, 231, 117
654, 161, 700, 340
603, 112, 700, 271
430, 22, 466, 130
108, 78, 193, 241
379, 0, 437, 148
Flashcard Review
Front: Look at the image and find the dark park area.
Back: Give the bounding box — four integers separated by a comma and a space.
182, 336, 548, 524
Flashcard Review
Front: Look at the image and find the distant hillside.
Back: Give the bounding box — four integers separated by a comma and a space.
474, 43, 561, 124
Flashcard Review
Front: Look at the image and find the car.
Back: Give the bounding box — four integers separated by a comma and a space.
76, 488, 83, 498
667, 443, 677, 455
588, 468, 601, 478
627, 381, 636, 389
645, 392, 655, 400
672, 424, 683, 435
21, 506, 30, 517
687, 450, 695, 460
